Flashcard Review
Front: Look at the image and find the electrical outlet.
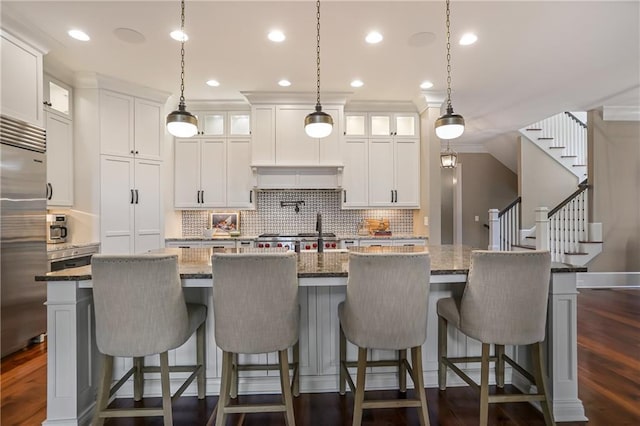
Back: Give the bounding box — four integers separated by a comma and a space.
474, 216, 479, 222
423, 216, 429, 226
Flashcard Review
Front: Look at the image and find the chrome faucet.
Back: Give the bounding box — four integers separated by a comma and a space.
316, 212, 324, 253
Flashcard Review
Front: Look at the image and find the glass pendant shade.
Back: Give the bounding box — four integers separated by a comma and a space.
435, 107, 465, 140
305, 106, 334, 138
167, 104, 198, 138
440, 151, 458, 168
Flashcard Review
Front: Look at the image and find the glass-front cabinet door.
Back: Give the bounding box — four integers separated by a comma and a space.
228, 112, 251, 136
370, 114, 393, 137
344, 113, 367, 136
43, 74, 72, 118
196, 112, 225, 136
393, 113, 418, 137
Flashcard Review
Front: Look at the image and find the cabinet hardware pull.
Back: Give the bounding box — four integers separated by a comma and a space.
394, 190, 398, 203
201, 190, 204, 203
130, 150, 134, 154
47, 183, 53, 200
344, 190, 347, 203
130, 189, 134, 204
135, 151, 139, 154
135, 189, 139, 204
197, 190, 201, 204
391, 190, 394, 203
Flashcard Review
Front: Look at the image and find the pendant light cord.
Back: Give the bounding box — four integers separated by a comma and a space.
445, 0, 453, 112
315, 0, 322, 109
178, 0, 186, 107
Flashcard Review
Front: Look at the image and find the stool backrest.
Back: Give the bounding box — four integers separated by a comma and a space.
343, 251, 431, 350
211, 252, 299, 354
91, 254, 189, 357
460, 250, 551, 345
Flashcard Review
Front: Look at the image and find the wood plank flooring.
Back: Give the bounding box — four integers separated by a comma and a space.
2, 289, 639, 425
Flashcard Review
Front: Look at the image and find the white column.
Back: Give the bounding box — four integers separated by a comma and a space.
535, 207, 550, 250
488, 209, 500, 250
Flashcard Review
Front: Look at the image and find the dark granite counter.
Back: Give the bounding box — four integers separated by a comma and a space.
36, 245, 586, 282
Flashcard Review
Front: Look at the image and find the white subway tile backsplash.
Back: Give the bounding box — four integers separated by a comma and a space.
181, 191, 413, 237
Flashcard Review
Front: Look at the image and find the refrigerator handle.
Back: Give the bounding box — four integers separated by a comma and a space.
47, 183, 53, 200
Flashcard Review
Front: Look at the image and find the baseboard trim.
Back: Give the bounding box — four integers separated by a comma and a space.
577, 272, 640, 289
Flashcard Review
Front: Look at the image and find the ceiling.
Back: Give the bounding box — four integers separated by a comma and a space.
2, 0, 639, 152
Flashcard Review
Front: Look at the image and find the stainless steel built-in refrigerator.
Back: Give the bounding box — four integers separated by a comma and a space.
1, 114, 47, 357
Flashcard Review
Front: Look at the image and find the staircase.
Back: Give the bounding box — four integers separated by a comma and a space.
520, 112, 588, 180
489, 181, 603, 266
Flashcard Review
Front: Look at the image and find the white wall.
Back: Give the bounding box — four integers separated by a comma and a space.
519, 136, 578, 228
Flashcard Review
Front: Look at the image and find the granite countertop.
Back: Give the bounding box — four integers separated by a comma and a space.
165, 236, 258, 241
166, 234, 427, 242
36, 245, 586, 282
47, 242, 101, 252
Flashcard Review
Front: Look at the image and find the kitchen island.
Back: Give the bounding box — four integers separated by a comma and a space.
37, 246, 587, 425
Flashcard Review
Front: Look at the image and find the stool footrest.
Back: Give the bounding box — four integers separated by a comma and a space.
98, 408, 164, 418
223, 403, 286, 414
489, 393, 547, 404
362, 399, 423, 409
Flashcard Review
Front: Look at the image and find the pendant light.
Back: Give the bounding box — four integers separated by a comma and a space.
304, 0, 333, 139
434, 0, 465, 140
166, 0, 198, 138
440, 141, 458, 168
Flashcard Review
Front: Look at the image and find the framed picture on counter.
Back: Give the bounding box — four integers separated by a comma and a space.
211, 212, 239, 234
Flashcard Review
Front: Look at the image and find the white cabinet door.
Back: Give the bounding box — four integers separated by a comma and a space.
250, 106, 275, 164
344, 113, 367, 137
228, 112, 251, 136
368, 138, 395, 207
393, 239, 427, 247
341, 138, 368, 208
276, 106, 319, 165
200, 139, 226, 208
1, 31, 43, 127
358, 239, 394, 247
133, 160, 162, 254
393, 113, 419, 138
45, 112, 73, 207
318, 106, 342, 165
194, 111, 225, 136
100, 156, 135, 254
394, 138, 420, 207
44, 74, 72, 119
201, 240, 236, 249
226, 138, 254, 209
100, 90, 134, 157
369, 113, 393, 137
166, 240, 201, 248
174, 139, 201, 208
134, 98, 162, 160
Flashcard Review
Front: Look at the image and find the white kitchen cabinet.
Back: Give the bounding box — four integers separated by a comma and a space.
251, 104, 343, 166
201, 240, 236, 249
344, 112, 368, 137
45, 111, 73, 207
174, 138, 226, 208
1, 30, 44, 127
368, 137, 420, 208
100, 156, 162, 254
192, 111, 251, 137
165, 240, 201, 248
43, 74, 72, 119
356, 238, 426, 247
174, 137, 253, 209
370, 113, 419, 138
358, 239, 394, 247
341, 138, 369, 208
99, 90, 163, 161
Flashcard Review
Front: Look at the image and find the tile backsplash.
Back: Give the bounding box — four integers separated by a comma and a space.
181, 191, 414, 237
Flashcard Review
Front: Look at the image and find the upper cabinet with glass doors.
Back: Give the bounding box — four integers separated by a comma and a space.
43, 74, 72, 119
369, 113, 419, 138
192, 111, 251, 137
344, 112, 419, 138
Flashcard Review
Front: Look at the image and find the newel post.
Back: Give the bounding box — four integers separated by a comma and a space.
488, 209, 500, 251
535, 207, 550, 251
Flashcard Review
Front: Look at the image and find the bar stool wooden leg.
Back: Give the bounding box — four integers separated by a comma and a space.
133, 356, 144, 401
339, 325, 347, 395
531, 342, 556, 426
216, 351, 233, 426
479, 343, 490, 426
352, 347, 368, 426
160, 351, 173, 426
495, 344, 505, 388
411, 346, 430, 426
292, 341, 300, 397
399, 349, 407, 392
197, 322, 206, 399
230, 353, 238, 399
279, 349, 296, 426
93, 354, 113, 426
438, 315, 448, 390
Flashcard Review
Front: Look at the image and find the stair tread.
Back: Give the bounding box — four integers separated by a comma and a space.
572, 164, 587, 167
512, 244, 536, 250
525, 128, 542, 131
579, 240, 603, 244
548, 146, 565, 149
561, 155, 577, 158
524, 236, 536, 239
565, 251, 588, 255
538, 137, 554, 140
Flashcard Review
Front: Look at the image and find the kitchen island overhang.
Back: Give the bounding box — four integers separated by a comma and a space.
37, 246, 588, 425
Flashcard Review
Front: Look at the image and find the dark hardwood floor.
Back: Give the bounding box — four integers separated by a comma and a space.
2, 289, 639, 425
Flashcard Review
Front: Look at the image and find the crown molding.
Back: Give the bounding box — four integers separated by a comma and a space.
73, 72, 171, 103
241, 91, 351, 105
602, 106, 640, 121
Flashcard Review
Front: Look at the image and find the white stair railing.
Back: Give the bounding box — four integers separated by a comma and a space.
545, 181, 589, 262
488, 197, 521, 250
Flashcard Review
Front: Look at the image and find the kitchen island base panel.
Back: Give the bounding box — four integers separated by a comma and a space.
43, 276, 585, 425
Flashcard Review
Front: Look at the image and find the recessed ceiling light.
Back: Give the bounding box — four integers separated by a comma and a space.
350, 80, 364, 88
420, 81, 434, 89
459, 33, 478, 46
68, 29, 90, 41
278, 79, 291, 87
170, 30, 188, 42
365, 31, 383, 44
206, 80, 220, 87
268, 30, 286, 43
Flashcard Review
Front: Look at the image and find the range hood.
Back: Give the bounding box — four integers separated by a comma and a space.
251, 165, 343, 190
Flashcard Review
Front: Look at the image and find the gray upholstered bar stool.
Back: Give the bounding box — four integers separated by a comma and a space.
437, 250, 555, 426
91, 254, 207, 426
211, 252, 299, 426
339, 251, 431, 426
